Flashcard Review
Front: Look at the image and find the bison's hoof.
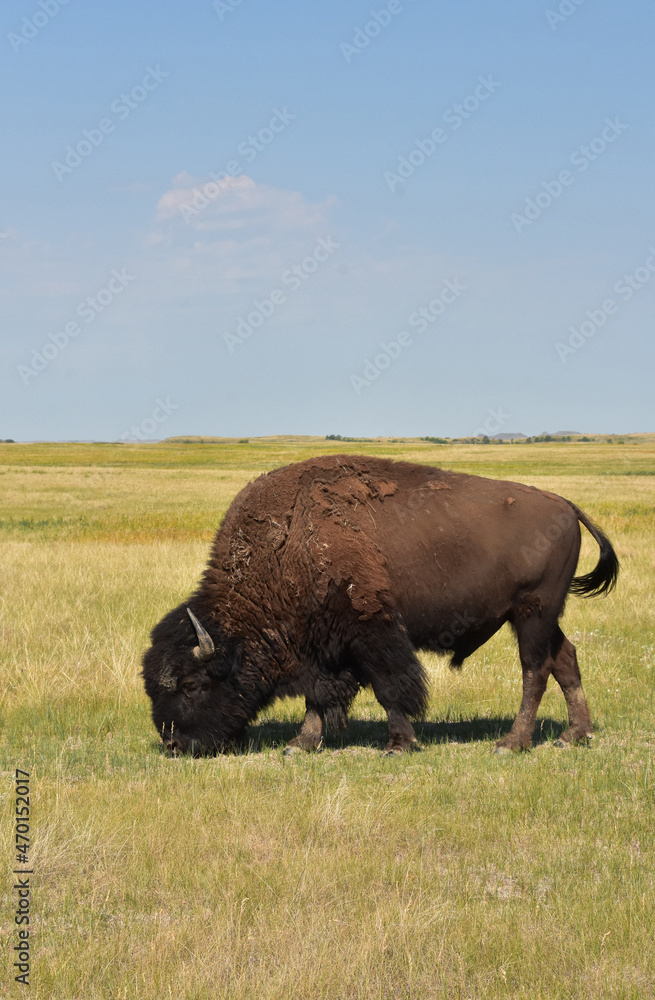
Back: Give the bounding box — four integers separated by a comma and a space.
383, 741, 419, 757
283, 739, 323, 757
554, 733, 593, 749
493, 742, 529, 755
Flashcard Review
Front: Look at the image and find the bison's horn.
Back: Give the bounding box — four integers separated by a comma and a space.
187, 607, 215, 662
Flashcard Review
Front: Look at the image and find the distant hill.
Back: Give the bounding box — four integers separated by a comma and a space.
489, 431, 584, 441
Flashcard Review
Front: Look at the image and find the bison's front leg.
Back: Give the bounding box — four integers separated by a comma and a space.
356, 631, 427, 755
283, 702, 323, 756
384, 708, 420, 756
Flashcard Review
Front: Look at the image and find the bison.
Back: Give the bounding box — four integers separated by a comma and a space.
142, 455, 618, 756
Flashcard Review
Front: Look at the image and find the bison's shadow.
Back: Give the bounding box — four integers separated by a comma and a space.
244, 715, 567, 754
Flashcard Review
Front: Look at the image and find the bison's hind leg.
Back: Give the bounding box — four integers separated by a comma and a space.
496, 606, 557, 753
498, 607, 595, 753
549, 627, 593, 747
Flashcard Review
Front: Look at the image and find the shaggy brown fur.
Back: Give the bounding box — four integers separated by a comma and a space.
141, 455, 618, 755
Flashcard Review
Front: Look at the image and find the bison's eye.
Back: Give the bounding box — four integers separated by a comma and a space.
181, 678, 211, 696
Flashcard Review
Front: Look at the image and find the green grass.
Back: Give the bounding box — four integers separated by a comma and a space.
1, 439, 654, 998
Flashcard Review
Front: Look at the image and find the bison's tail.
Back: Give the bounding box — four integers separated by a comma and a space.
567, 502, 619, 598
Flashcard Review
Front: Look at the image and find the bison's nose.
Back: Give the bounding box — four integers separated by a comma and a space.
164, 737, 183, 756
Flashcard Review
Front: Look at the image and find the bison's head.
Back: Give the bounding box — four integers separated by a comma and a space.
142, 605, 248, 755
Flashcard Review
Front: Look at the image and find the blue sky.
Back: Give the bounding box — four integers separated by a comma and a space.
1, 0, 654, 440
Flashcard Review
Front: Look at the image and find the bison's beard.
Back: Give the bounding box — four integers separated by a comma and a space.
157, 722, 245, 757
153, 695, 251, 756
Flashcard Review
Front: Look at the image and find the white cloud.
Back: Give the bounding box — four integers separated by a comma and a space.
142, 173, 339, 295
154, 171, 334, 233
0, 176, 342, 349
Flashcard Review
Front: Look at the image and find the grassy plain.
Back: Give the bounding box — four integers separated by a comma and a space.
1, 437, 654, 999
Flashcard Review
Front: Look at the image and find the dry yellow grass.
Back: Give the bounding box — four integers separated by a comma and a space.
1, 439, 654, 999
